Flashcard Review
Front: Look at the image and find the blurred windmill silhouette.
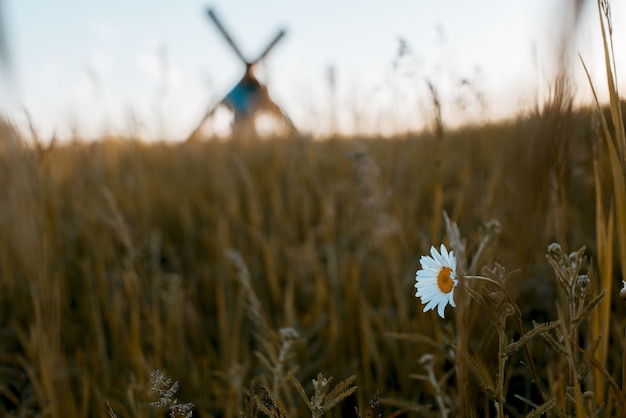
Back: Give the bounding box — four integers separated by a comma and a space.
188, 8, 296, 141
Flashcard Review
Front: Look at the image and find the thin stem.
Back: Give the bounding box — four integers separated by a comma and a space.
422, 358, 448, 418
464, 275, 515, 305
455, 262, 471, 412
569, 278, 578, 387
622, 326, 626, 418
496, 321, 507, 418
464, 275, 548, 405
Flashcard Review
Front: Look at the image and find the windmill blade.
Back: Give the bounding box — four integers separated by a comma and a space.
252, 29, 286, 64
207, 8, 249, 65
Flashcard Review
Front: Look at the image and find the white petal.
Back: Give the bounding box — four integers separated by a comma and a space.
429, 246, 439, 261
418, 282, 439, 290
423, 297, 438, 312
416, 271, 436, 280
431, 246, 445, 266
416, 269, 436, 278
437, 299, 447, 318
440, 244, 448, 260
421, 257, 439, 270
448, 288, 456, 307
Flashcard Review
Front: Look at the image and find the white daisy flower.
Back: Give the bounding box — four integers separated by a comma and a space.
415, 244, 458, 318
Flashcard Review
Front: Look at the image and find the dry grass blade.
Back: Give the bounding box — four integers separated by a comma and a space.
593, 128, 615, 405
525, 398, 557, 418
287, 372, 313, 411
287, 372, 356, 417
323, 375, 357, 411
225, 249, 272, 346
465, 353, 496, 400
257, 385, 286, 418
572, 290, 605, 326
504, 320, 560, 357
597, 0, 625, 157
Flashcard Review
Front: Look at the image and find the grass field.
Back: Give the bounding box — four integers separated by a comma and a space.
0, 95, 622, 417
2, 2, 626, 416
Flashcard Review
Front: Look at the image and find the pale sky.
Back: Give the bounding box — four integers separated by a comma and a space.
1, 0, 625, 140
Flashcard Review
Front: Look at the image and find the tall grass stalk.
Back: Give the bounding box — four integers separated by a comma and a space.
592, 120, 615, 406
582, 0, 626, 284
428, 81, 444, 242
582, 0, 626, 413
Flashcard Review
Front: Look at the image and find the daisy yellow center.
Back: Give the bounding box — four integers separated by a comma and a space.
437, 267, 454, 293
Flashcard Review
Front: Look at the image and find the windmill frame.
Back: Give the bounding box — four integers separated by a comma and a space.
187, 8, 296, 141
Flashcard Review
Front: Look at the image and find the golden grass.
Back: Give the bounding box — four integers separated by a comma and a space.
0, 93, 619, 417
582, 0, 626, 413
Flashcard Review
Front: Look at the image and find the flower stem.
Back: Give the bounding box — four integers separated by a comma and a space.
621, 326, 626, 417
